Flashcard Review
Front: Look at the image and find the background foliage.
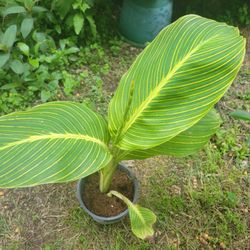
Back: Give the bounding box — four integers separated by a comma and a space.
0, 0, 116, 114
173, 0, 250, 26
0, 0, 249, 115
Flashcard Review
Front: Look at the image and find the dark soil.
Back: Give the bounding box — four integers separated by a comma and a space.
82, 170, 134, 217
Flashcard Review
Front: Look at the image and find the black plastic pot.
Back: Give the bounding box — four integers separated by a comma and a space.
76, 163, 139, 224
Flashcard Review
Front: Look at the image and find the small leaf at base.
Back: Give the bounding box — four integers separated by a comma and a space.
108, 190, 157, 239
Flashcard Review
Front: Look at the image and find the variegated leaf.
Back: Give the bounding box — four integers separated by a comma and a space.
119, 109, 221, 160
0, 102, 112, 188
109, 15, 245, 151
108, 190, 157, 239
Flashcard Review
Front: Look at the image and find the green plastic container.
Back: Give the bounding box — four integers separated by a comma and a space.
119, 0, 173, 47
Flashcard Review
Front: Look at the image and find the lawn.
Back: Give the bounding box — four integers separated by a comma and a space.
0, 29, 249, 250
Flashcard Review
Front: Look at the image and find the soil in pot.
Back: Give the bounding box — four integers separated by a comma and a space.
83, 170, 134, 217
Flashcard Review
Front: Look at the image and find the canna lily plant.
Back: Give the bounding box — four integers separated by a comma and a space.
0, 15, 245, 239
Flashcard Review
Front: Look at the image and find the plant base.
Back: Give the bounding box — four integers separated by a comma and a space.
76, 164, 139, 224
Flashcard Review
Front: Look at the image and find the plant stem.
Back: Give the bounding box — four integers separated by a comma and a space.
99, 158, 118, 193
107, 190, 133, 207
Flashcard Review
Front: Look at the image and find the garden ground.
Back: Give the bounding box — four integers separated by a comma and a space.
0, 30, 249, 250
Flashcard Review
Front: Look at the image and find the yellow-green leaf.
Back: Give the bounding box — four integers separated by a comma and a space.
108, 190, 157, 239
108, 15, 245, 151
120, 109, 221, 160
0, 102, 112, 188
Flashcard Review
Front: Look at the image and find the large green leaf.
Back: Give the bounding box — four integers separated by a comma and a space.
108, 15, 245, 151
119, 110, 221, 160
0, 102, 112, 188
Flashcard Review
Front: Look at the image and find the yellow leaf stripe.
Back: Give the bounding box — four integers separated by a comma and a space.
0, 102, 112, 188
108, 190, 157, 239
108, 15, 245, 151
119, 110, 221, 160
116, 35, 218, 142
0, 133, 109, 151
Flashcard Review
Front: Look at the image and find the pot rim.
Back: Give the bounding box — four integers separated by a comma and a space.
76, 163, 139, 222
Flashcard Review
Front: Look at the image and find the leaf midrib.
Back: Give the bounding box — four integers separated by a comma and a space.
0, 133, 109, 152
116, 35, 218, 143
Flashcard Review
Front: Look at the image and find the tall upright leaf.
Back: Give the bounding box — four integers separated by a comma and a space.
0, 102, 112, 188
108, 15, 245, 151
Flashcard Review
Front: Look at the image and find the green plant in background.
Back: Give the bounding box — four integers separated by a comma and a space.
0, 0, 47, 68
0, 15, 245, 239
47, 0, 96, 37
238, 3, 250, 26
0, 0, 99, 113
0, 0, 54, 106
174, 0, 250, 26
0, 25, 17, 68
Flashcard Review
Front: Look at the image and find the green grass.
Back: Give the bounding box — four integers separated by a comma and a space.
61, 136, 249, 249
0, 215, 9, 237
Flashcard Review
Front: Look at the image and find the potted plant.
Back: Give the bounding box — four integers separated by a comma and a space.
0, 15, 245, 239
119, 0, 173, 47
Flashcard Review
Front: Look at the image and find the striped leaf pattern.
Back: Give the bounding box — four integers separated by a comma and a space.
108, 15, 245, 151
119, 110, 221, 160
108, 190, 157, 240
0, 102, 112, 188
128, 204, 157, 240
